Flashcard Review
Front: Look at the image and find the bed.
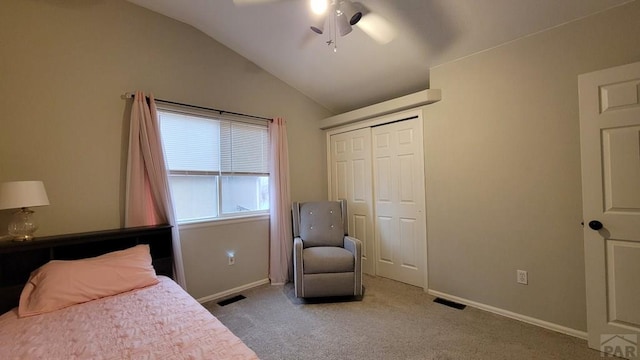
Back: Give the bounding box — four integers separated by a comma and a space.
0, 225, 258, 360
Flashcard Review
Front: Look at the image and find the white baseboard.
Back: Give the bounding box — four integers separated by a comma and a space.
427, 289, 588, 340
197, 278, 270, 304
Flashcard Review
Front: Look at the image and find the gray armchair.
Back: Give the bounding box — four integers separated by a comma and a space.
292, 199, 363, 298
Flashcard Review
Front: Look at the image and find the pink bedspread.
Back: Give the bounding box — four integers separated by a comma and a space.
0, 276, 258, 360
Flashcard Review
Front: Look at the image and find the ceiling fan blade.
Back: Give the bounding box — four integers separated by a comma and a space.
356, 13, 397, 44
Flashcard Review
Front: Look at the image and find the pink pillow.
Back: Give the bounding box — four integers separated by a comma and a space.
19, 244, 159, 317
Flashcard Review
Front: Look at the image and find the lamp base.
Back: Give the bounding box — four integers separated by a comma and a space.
8, 207, 39, 241
11, 234, 35, 242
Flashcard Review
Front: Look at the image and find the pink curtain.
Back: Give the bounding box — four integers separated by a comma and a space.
125, 91, 186, 288
268, 117, 293, 285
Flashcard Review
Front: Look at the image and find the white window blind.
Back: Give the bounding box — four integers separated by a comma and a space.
158, 109, 269, 222
160, 112, 220, 173
220, 121, 269, 174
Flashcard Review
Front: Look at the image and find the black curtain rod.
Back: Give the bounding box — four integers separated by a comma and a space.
125, 93, 272, 122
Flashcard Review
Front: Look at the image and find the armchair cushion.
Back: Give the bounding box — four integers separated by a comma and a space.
303, 246, 354, 274
299, 202, 344, 248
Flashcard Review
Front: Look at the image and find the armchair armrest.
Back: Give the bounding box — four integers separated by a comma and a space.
343, 236, 363, 296
293, 237, 304, 297
343, 236, 361, 258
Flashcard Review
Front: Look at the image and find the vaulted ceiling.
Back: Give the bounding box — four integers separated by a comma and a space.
127, 0, 631, 114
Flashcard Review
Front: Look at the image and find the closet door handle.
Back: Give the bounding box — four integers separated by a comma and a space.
588, 220, 603, 231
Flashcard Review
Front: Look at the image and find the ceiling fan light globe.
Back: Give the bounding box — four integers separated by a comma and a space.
349, 12, 362, 25
310, 0, 328, 15
337, 11, 353, 36
341, 0, 365, 25
310, 14, 327, 34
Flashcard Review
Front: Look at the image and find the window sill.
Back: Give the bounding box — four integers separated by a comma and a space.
177, 213, 269, 230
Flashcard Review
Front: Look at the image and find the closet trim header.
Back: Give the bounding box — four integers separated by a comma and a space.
320, 89, 441, 130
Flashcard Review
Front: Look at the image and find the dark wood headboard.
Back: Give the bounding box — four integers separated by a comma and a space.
0, 224, 173, 314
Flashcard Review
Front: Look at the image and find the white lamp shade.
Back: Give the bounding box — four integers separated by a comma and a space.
0, 181, 50, 210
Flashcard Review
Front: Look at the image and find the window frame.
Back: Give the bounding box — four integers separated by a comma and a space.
157, 104, 270, 225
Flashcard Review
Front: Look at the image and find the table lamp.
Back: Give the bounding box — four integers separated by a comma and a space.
0, 181, 50, 241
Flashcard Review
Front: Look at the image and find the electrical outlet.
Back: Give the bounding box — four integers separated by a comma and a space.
228, 254, 235, 265
517, 270, 528, 285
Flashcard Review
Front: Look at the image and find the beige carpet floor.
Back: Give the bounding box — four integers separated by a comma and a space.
204, 275, 603, 360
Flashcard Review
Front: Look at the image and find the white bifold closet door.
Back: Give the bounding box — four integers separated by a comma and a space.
329, 117, 426, 287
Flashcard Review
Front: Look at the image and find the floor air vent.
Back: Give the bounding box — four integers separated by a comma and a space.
217, 295, 246, 306
433, 297, 466, 310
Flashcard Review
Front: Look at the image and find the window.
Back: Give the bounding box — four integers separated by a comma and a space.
158, 109, 269, 223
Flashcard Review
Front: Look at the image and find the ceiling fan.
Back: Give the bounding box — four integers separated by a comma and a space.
233, 0, 397, 50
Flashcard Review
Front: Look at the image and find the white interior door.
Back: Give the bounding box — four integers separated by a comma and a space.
330, 128, 375, 275
579, 61, 640, 359
372, 118, 426, 288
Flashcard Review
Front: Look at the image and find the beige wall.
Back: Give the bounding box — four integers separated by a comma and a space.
0, 0, 330, 297
424, 1, 640, 332
179, 218, 270, 300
